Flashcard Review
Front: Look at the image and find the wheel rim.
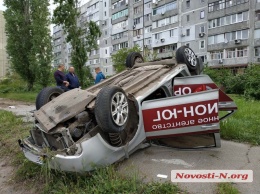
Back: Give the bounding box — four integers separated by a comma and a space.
134, 57, 143, 63
184, 48, 197, 67
49, 93, 60, 101
111, 92, 129, 126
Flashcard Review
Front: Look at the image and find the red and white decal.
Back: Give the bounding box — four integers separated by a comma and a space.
142, 90, 220, 139
143, 99, 218, 132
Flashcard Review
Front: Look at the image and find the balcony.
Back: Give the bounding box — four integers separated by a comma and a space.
208, 2, 249, 20
208, 21, 249, 36
208, 57, 249, 67
208, 39, 249, 51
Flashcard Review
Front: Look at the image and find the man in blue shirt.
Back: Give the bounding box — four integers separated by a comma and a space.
94, 67, 105, 84
66, 66, 80, 89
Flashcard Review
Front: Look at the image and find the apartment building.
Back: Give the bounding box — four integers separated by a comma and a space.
53, 0, 114, 76
53, 0, 260, 76
53, 25, 67, 68
207, 0, 260, 71
0, 10, 9, 78
179, 0, 208, 62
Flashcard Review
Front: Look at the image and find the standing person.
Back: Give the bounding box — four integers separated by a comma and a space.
94, 67, 105, 84
66, 66, 80, 89
54, 64, 69, 91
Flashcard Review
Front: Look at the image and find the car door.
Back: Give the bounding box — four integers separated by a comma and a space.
142, 89, 220, 141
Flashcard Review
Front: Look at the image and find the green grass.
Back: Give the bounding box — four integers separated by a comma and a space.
0, 110, 182, 194
217, 183, 240, 194
0, 110, 31, 156
0, 92, 37, 103
220, 95, 260, 145
0, 74, 38, 103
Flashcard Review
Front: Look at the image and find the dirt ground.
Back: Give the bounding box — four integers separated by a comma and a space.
0, 98, 35, 194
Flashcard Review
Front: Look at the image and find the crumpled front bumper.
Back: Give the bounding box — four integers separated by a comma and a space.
18, 133, 139, 172
18, 139, 44, 165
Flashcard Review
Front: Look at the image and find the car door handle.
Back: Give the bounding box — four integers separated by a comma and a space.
201, 124, 217, 129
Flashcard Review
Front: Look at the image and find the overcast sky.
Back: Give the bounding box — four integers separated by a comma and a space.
0, 0, 56, 11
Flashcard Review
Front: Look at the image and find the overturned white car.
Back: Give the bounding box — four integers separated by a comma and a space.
19, 46, 237, 172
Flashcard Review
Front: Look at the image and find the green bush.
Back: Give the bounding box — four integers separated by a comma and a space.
225, 73, 246, 95
244, 65, 260, 100
204, 64, 260, 100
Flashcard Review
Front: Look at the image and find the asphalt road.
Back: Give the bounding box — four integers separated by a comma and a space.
1, 98, 259, 194
120, 140, 260, 194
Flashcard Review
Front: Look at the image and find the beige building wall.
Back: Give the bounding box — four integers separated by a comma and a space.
0, 10, 9, 78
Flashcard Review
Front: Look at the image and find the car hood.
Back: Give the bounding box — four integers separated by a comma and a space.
34, 89, 95, 133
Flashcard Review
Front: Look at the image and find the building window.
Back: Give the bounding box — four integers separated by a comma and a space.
200, 11, 205, 19
104, 2, 106, 7
104, 11, 106, 16
186, 0, 190, 8
256, 11, 260, 21
153, 1, 177, 15
255, 47, 260, 56
208, 11, 248, 29
186, 15, 190, 22
152, 15, 178, 29
237, 47, 247, 57
112, 9, 128, 20
144, 26, 152, 33
133, 29, 143, 37
255, 29, 260, 39
144, 14, 151, 22
155, 33, 161, 39
105, 40, 107, 44
200, 40, 205, 49
226, 48, 236, 58
106, 59, 108, 63
105, 49, 107, 54
210, 51, 223, 60
208, 34, 225, 45
208, 0, 249, 13
225, 29, 249, 41
200, 25, 205, 33
112, 0, 127, 9
134, 17, 141, 25
186, 29, 190, 36
170, 28, 177, 37
134, 6, 142, 14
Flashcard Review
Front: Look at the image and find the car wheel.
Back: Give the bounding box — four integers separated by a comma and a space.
95, 86, 129, 133
125, 52, 144, 68
196, 56, 204, 75
176, 46, 197, 71
36, 87, 64, 110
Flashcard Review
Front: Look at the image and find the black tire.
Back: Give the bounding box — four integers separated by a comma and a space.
196, 56, 204, 75
95, 86, 130, 133
36, 87, 64, 110
125, 52, 144, 68
125, 52, 135, 67
176, 46, 197, 71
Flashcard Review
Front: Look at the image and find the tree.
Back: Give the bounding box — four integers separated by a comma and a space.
111, 45, 141, 73
31, 0, 53, 88
4, 0, 52, 90
53, 0, 101, 87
